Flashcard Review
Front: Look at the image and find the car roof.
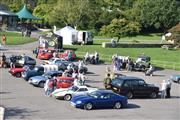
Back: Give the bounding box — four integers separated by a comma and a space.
56, 76, 74, 80
114, 76, 143, 81
46, 70, 62, 74
95, 89, 114, 94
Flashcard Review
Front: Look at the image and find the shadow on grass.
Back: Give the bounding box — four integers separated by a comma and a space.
5, 107, 39, 119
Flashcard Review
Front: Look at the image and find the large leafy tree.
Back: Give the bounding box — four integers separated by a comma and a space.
49, 0, 90, 28
126, 0, 180, 31
100, 18, 141, 41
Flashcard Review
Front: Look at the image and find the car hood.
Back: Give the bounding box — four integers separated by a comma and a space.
71, 94, 92, 102
52, 88, 68, 95
10, 68, 25, 71
147, 84, 159, 89
30, 76, 47, 81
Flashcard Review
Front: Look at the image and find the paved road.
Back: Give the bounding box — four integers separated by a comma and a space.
0, 38, 180, 120
1, 63, 180, 120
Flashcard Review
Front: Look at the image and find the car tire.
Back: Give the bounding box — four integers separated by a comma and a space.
84, 102, 93, 110
38, 82, 45, 88
15, 72, 21, 77
64, 94, 72, 101
126, 92, 133, 99
178, 79, 180, 84
150, 92, 157, 99
114, 102, 122, 109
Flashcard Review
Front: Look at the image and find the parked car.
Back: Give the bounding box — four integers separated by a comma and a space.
51, 85, 97, 100
110, 76, 159, 99
59, 50, 76, 61
70, 90, 128, 110
55, 76, 74, 89
67, 63, 88, 74
43, 58, 68, 65
22, 65, 59, 80
170, 75, 180, 84
9, 65, 34, 77
43, 57, 70, 71
6, 55, 36, 67
28, 71, 63, 88
37, 49, 54, 60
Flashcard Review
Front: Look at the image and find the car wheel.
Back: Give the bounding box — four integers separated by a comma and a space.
178, 79, 180, 84
114, 102, 122, 109
15, 72, 21, 77
84, 103, 93, 110
38, 82, 45, 88
126, 92, 133, 99
150, 92, 157, 99
64, 94, 72, 101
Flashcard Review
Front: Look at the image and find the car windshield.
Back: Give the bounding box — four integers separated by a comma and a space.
68, 86, 79, 91
111, 78, 124, 87
88, 91, 101, 98
42, 72, 52, 77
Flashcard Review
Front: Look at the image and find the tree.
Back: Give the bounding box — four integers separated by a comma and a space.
100, 18, 141, 41
127, 0, 180, 31
168, 23, 180, 46
49, 0, 90, 28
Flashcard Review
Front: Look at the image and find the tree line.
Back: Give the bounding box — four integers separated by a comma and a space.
0, 0, 180, 37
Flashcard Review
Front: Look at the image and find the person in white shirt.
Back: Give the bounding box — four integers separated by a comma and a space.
161, 80, 168, 99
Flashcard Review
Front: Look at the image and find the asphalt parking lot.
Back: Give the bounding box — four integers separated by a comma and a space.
0, 46, 180, 120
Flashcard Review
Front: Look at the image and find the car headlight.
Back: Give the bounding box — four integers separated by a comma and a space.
76, 101, 82, 104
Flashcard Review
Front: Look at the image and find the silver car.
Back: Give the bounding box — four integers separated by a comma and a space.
28, 71, 63, 88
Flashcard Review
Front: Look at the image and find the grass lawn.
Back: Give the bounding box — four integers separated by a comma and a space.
94, 33, 162, 41
64, 40, 180, 70
0, 31, 37, 45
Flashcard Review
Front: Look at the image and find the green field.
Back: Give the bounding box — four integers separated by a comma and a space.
64, 40, 180, 70
0, 31, 37, 45
94, 33, 162, 41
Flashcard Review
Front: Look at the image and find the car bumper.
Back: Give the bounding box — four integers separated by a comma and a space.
70, 102, 84, 109
28, 80, 39, 86
8, 70, 16, 76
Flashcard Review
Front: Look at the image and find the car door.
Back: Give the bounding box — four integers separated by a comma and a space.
136, 79, 150, 97
95, 93, 113, 108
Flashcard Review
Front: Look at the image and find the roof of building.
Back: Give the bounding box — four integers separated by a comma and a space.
16, 5, 41, 20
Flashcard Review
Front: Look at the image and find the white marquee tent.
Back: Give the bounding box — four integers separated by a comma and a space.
54, 26, 78, 45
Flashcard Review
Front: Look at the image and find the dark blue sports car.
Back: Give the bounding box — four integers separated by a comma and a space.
70, 90, 128, 110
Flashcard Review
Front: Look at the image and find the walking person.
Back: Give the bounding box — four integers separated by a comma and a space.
1, 53, 6, 68
1, 34, 7, 46
161, 80, 168, 99
166, 80, 172, 98
44, 79, 50, 96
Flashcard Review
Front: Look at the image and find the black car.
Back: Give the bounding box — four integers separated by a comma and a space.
110, 76, 159, 99
5, 55, 36, 67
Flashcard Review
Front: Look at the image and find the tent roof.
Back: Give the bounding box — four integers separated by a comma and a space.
0, 10, 17, 16
16, 5, 41, 20
54, 26, 78, 36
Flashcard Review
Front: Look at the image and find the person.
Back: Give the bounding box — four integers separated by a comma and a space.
111, 39, 116, 47
145, 64, 154, 76
94, 51, 99, 64
104, 73, 112, 89
166, 79, 172, 98
44, 79, 50, 96
1, 53, 6, 68
10, 55, 16, 68
72, 70, 78, 78
62, 70, 69, 77
1, 34, 7, 46
161, 80, 168, 99
53, 51, 58, 58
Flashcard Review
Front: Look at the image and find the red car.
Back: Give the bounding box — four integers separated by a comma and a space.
37, 49, 54, 60
59, 50, 76, 61
55, 76, 74, 89
9, 65, 34, 77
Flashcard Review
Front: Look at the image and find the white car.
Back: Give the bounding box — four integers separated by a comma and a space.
43, 57, 68, 65
51, 86, 98, 101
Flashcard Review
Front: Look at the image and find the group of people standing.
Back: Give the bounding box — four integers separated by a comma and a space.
84, 51, 99, 64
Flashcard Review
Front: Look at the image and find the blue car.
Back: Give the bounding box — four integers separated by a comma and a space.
170, 75, 180, 84
70, 90, 128, 110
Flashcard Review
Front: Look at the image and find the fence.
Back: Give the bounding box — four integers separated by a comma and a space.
76, 51, 180, 70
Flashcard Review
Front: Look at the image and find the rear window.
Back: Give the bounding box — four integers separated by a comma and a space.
111, 78, 124, 87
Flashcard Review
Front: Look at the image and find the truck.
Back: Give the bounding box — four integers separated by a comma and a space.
77, 31, 93, 45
